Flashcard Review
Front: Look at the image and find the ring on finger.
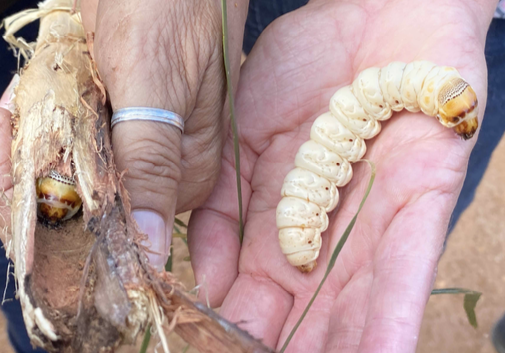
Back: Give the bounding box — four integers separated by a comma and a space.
111, 107, 184, 133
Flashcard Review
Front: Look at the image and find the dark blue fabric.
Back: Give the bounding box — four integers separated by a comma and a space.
0, 0, 39, 93
0, 0, 503, 351
0, 247, 45, 353
493, 313, 505, 353
243, 0, 309, 54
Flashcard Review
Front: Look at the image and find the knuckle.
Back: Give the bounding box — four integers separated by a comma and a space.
122, 137, 182, 191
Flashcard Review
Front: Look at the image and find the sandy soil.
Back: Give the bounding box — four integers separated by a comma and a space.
1, 136, 504, 352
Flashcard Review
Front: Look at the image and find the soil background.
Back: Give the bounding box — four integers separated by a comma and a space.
1, 137, 504, 352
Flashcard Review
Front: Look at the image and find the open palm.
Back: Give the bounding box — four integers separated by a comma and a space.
188, 1, 491, 352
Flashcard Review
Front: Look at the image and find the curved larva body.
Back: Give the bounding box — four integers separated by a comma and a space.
276, 61, 479, 272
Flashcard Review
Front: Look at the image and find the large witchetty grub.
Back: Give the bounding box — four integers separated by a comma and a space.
276, 61, 478, 273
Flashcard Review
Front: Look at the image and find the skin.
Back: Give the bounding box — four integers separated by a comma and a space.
0, 0, 496, 352
80, 0, 248, 268
188, 0, 495, 352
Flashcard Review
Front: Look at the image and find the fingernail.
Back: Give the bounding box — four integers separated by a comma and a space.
133, 209, 171, 271
0, 75, 19, 113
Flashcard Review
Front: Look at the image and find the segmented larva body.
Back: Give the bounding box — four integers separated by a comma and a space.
276, 61, 479, 273
36, 170, 82, 224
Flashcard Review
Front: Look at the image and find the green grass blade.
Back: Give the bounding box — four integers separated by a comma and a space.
173, 232, 188, 246
174, 217, 188, 228
165, 244, 174, 272
221, 0, 244, 244
431, 288, 482, 328
172, 232, 187, 240
280, 160, 376, 353
464, 292, 481, 328
139, 325, 151, 353
182, 344, 190, 353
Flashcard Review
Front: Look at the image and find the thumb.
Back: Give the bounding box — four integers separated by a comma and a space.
90, 0, 217, 270
112, 118, 182, 271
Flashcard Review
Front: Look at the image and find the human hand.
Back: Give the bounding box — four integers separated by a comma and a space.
188, 0, 495, 351
79, 0, 247, 268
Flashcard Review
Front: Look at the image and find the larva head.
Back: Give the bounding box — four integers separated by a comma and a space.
437, 78, 478, 140
36, 171, 82, 224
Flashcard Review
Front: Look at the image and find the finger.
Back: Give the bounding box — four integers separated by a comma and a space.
274, 270, 373, 353
187, 137, 255, 306
91, 0, 196, 270
274, 294, 334, 353
112, 120, 182, 270
357, 191, 450, 353
271, 263, 370, 353
324, 268, 373, 352
80, 0, 99, 33
219, 273, 293, 348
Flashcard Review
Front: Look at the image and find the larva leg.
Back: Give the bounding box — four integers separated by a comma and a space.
277, 61, 479, 272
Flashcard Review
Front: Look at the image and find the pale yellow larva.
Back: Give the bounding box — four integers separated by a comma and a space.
276, 61, 479, 273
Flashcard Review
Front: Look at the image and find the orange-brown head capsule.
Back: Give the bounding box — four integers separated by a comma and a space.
437, 78, 479, 140
36, 171, 82, 224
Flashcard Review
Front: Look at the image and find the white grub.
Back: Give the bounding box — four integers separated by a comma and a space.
277, 61, 479, 272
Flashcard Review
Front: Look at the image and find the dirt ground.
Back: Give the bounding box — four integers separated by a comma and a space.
1, 136, 504, 352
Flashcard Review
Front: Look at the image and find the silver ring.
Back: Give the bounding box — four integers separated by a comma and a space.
111, 107, 184, 133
